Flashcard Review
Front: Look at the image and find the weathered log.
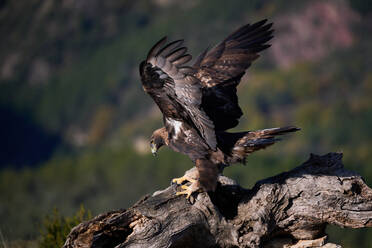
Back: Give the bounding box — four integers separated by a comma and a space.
63, 153, 372, 248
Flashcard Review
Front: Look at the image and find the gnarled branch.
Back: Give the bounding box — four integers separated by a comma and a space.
63, 153, 372, 248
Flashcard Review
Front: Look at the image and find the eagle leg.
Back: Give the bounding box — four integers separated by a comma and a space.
175, 181, 201, 199
171, 167, 199, 185
172, 176, 197, 185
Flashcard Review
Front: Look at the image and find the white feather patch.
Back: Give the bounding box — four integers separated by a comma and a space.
166, 118, 183, 136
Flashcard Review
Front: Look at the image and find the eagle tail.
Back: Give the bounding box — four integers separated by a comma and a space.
226, 126, 300, 164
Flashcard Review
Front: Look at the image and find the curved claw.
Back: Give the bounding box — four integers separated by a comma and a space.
175, 182, 201, 199
176, 188, 193, 199
172, 175, 196, 185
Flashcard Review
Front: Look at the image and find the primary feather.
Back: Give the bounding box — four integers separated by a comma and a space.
139, 20, 299, 193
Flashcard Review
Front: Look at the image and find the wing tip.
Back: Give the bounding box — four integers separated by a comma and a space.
146, 36, 168, 61
156, 39, 185, 57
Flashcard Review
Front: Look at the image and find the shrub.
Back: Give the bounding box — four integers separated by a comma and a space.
39, 206, 91, 248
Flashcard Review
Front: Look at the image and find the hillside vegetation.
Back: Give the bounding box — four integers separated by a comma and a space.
0, 0, 371, 247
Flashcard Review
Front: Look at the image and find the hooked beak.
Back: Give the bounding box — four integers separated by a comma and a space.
150, 143, 157, 156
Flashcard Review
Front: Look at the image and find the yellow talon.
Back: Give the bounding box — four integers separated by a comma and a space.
176, 188, 193, 199
175, 182, 201, 199
180, 185, 189, 190
172, 177, 185, 185
172, 176, 196, 185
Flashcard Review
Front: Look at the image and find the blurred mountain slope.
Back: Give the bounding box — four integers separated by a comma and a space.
0, 0, 290, 166
0, 0, 372, 247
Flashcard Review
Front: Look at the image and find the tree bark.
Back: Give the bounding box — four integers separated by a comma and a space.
63, 153, 372, 248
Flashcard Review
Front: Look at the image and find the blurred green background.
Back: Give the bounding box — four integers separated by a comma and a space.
0, 0, 371, 247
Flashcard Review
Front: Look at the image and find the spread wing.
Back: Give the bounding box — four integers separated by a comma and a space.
194, 19, 274, 131
143, 37, 217, 150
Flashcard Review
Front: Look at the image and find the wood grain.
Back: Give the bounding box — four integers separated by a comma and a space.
63, 153, 372, 248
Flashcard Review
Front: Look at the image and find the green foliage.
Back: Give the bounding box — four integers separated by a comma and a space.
0, 0, 371, 247
39, 206, 91, 248
0, 240, 38, 248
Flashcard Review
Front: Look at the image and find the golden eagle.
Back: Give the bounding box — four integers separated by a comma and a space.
139, 19, 299, 198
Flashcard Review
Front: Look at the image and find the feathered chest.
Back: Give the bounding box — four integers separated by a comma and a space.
164, 117, 209, 159
165, 118, 188, 140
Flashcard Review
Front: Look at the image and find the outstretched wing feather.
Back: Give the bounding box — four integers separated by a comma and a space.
173, 54, 192, 65
194, 19, 273, 86
166, 47, 188, 61
144, 38, 217, 150
146, 36, 167, 61
193, 19, 274, 131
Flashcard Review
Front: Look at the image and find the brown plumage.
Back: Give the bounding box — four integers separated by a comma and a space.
140, 20, 299, 198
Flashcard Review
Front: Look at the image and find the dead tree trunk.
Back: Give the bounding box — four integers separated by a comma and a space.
63, 153, 372, 248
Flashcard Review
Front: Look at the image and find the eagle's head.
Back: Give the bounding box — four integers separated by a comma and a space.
150, 127, 168, 156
